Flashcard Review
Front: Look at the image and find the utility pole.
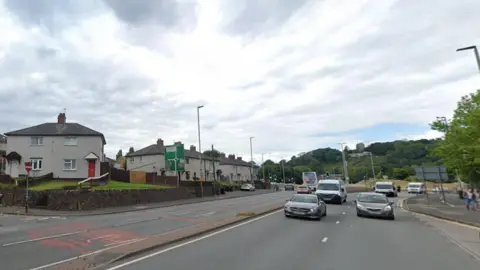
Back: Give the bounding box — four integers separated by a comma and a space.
250, 136, 254, 184
339, 143, 349, 184
211, 144, 216, 196
281, 159, 286, 184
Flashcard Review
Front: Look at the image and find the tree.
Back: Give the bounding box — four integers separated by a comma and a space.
128, 147, 135, 154
430, 89, 480, 185
116, 149, 123, 160
203, 149, 223, 158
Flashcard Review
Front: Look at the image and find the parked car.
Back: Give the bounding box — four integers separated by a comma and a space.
285, 184, 295, 191
355, 192, 395, 220
296, 185, 311, 194
240, 184, 255, 191
284, 194, 327, 220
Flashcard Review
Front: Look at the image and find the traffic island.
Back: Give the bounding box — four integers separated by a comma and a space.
404, 195, 480, 228
50, 204, 284, 269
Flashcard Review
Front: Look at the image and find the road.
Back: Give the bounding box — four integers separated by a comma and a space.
106, 194, 480, 270
0, 191, 290, 270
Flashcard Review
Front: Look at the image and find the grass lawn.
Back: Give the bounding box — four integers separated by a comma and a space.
28, 180, 171, 191
0, 182, 15, 189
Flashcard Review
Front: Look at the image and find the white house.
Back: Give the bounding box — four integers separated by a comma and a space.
218, 154, 258, 182
4, 113, 106, 179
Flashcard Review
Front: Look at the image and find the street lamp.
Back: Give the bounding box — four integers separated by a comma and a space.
456, 45, 480, 74
281, 157, 286, 184
339, 143, 349, 183
197, 105, 204, 197
250, 136, 254, 184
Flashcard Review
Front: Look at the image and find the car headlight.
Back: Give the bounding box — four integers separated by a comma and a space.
357, 203, 366, 209
310, 207, 318, 212
384, 205, 392, 211
284, 205, 290, 210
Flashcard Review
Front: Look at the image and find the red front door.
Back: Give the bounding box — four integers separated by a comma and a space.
88, 160, 95, 178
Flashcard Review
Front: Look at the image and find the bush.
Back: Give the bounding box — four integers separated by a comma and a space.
404, 176, 417, 182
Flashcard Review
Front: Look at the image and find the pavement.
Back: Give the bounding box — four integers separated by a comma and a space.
406, 193, 480, 227
103, 193, 480, 270
0, 189, 275, 216
0, 190, 290, 270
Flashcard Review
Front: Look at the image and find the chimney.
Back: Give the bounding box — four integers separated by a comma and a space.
174, 141, 182, 145
228, 154, 235, 160
57, 113, 66, 124
190, 145, 196, 152
156, 138, 164, 148
237, 157, 242, 160
220, 153, 226, 159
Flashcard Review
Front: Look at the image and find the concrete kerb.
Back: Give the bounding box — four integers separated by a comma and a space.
0, 190, 276, 217
403, 197, 480, 229
96, 204, 284, 269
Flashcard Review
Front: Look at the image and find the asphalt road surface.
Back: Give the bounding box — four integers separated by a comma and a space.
106, 194, 480, 270
0, 191, 291, 270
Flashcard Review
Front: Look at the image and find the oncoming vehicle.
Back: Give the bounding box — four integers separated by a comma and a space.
374, 181, 398, 197
302, 172, 318, 191
284, 194, 327, 220
315, 179, 347, 204
285, 184, 295, 191
354, 192, 395, 220
240, 184, 255, 191
296, 185, 311, 194
407, 182, 426, 194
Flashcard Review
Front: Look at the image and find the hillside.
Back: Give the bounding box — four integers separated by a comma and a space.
261, 139, 445, 183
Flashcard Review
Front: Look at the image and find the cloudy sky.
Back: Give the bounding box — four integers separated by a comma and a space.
1, 0, 479, 162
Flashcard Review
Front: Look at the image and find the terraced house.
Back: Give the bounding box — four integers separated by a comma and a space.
127, 138, 258, 182
3, 113, 106, 179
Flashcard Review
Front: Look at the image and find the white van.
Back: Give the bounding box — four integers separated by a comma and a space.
315, 179, 347, 204
374, 181, 398, 197
407, 182, 425, 194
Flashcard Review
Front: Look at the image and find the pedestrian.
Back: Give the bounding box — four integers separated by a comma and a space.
471, 189, 479, 211
465, 189, 472, 210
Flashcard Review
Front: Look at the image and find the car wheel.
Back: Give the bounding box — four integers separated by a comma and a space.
323, 209, 327, 216
316, 215, 322, 221
388, 215, 395, 220
357, 211, 362, 217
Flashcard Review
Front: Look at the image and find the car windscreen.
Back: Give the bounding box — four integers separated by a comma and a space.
408, 184, 420, 188
317, 183, 340, 191
358, 194, 388, 203
376, 184, 393, 189
290, 195, 318, 204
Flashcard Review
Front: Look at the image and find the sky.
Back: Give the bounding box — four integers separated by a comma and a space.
0, 0, 479, 163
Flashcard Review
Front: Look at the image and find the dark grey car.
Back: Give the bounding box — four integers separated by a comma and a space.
354, 192, 395, 220
284, 194, 327, 220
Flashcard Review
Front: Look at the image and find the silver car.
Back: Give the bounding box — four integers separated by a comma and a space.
354, 192, 395, 220
284, 194, 327, 220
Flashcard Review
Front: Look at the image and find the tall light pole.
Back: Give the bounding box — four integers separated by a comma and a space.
339, 143, 349, 183
456, 45, 480, 74
250, 136, 254, 184
281, 157, 286, 184
197, 105, 204, 197
366, 152, 376, 180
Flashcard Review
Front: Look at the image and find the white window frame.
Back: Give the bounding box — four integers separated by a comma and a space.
64, 136, 78, 146
30, 137, 44, 146
129, 157, 134, 163
31, 158, 43, 171
63, 159, 77, 171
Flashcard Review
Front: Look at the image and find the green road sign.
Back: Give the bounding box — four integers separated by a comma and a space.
165, 144, 185, 172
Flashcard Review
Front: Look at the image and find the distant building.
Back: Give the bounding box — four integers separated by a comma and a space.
356, 142, 365, 152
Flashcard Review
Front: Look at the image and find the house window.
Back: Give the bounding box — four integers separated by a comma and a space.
64, 136, 78, 146
63, 159, 76, 171
31, 158, 43, 171
31, 137, 44, 146
129, 157, 134, 163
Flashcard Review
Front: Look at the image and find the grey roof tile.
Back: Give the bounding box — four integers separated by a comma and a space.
4, 123, 106, 144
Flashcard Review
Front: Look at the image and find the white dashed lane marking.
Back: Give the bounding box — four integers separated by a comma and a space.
321, 237, 328, 243
336, 221, 340, 224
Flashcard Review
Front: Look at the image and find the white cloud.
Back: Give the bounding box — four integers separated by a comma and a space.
0, 0, 479, 163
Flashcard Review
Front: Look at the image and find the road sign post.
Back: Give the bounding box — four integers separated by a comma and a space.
24, 162, 32, 213
165, 144, 185, 188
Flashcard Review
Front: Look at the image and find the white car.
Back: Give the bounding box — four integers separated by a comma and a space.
241, 184, 255, 191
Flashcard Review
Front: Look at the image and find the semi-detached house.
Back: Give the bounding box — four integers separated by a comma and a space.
3, 113, 106, 179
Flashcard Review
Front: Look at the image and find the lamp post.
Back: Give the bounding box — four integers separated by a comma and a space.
339, 143, 349, 183
456, 45, 480, 74
197, 105, 204, 197
249, 136, 254, 184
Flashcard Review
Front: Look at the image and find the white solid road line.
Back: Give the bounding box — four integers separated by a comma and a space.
106, 209, 284, 270
321, 237, 328, 243
29, 238, 145, 270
